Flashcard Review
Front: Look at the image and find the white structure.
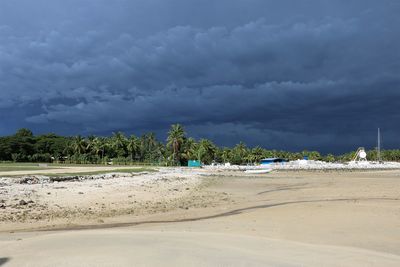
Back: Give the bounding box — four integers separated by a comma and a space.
377, 128, 383, 163
351, 147, 368, 163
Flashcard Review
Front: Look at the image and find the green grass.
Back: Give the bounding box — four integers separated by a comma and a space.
0, 162, 158, 177
0, 162, 157, 172
0, 163, 58, 172
0, 167, 51, 172
39, 168, 158, 177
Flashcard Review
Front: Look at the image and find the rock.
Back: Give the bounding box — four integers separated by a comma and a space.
54, 186, 67, 189
19, 177, 40, 184
0, 203, 6, 209
19, 200, 28, 206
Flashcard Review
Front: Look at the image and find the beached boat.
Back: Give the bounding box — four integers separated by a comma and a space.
244, 168, 272, 174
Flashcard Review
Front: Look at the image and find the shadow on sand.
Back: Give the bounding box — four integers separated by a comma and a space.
0, 258, 10, 266
37, 197, 400, 232
256, 183, 309, 195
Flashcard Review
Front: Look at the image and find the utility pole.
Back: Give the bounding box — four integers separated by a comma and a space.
377, 128, 382, 163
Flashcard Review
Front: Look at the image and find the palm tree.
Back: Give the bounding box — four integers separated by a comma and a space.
86, 136, 97, 154
182, 137, 197, 161
140, 133, 159, 162
87, 137, 105, 161
231, 142, 248, 165
167, 124, 186, 165
196, 139, 216, 164
250, 146, 264, 164
145, 133, 158, 149
221, 148, 231, 163
71, 135, 86, 155
111, 132, 127, 157
127, 135, 140, 161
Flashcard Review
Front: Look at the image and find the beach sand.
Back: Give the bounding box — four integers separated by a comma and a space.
1, 168, 400, 266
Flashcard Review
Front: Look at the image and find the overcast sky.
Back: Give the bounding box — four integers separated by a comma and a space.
0, 0, 399, 153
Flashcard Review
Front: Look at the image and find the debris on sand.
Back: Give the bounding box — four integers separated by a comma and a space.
0, 168, 208, 226
1, 172, 146, 186
203, 160, 400, 172
19, 200, 28, 206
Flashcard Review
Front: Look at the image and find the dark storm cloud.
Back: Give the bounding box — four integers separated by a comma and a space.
0, 0, 399, 152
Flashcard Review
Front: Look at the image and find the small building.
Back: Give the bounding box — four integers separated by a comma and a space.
188, 160, 201, 167
260, 158, 287, 165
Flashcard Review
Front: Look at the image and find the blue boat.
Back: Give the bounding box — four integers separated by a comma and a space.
260, 158, 287, 165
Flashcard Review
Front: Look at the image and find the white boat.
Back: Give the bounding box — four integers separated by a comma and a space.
244, 168, 272, 174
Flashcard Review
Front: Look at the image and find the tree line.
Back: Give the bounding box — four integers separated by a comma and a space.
0, 125, 399, 165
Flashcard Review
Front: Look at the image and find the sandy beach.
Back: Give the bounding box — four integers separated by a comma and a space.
1, 168, 400, 266
2, 0, 398, 266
